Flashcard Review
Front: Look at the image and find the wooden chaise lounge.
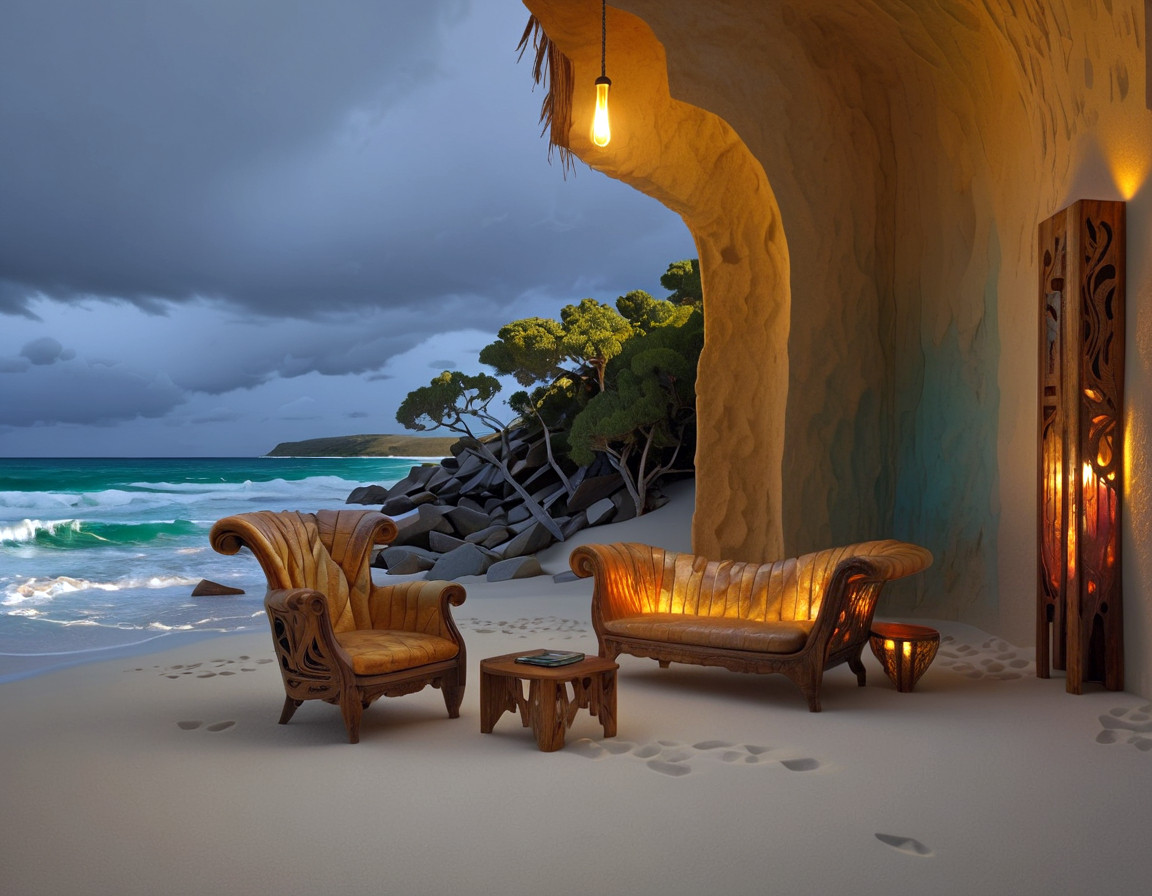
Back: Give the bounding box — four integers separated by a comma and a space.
569, 540, 932, 711
210, 509, 467, 743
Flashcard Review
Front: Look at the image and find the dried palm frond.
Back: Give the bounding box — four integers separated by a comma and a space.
518, 15, 576, 176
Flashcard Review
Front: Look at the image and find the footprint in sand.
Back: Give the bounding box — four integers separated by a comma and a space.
646, 760, 691, 776
459, 616, 589, 638
148, 656, 274, 678
780, 757, 821, 772
875, 833, 934, 856
1095, 704, 1152, 750
176, 720, 236, 732
570, 738, 814, 776
934, 635, 1032, 680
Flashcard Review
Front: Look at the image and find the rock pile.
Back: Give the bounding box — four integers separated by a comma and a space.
346, 430, 669, 582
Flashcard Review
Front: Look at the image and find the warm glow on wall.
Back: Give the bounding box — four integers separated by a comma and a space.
1104, 136, 1150, 199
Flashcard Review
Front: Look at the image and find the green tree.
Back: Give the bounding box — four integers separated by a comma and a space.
480, 298, 634, 396
559, 298, 634, 392
396, 371, 564, 540
479, 301, 629, 395
660, 258, 702, 307
477, 317, 566, 387
615, 288, 695, 335
568, 310, 702, 515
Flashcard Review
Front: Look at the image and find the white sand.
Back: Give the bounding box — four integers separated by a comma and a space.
2, 478, 1150, 895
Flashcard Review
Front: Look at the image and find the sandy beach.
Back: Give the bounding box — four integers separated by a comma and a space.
2, 480, 1150, 895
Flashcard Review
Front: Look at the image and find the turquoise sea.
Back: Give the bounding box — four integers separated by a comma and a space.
0, 457, 423, 680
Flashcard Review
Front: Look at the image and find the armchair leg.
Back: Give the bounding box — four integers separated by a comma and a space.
279, 697, 302, 725
442, 683, 465, 719
340, 694, 364, 744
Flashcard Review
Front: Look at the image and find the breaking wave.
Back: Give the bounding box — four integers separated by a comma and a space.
0, 518, 201, 549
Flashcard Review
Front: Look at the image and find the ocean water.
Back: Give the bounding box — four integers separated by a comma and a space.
0, 457, 422, 680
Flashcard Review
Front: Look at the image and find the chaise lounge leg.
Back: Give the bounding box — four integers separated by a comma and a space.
848, 653, 867, 687
279, 696, 302, 725
793, 663, 824, 712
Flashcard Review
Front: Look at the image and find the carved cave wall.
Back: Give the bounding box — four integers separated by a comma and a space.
523, 0, 1152, 697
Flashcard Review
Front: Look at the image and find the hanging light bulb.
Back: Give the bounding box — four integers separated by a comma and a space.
592, 75, 611, 146
591, 0, 611, 147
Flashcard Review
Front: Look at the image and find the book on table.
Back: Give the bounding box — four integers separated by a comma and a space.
514, 651, 586, 667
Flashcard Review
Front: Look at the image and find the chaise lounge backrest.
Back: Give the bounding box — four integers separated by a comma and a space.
576, 539, 930, 625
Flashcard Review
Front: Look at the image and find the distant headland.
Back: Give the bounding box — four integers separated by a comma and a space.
264, 434, 458, 458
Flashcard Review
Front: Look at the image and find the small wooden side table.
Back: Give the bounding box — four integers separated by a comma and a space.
480, 650, 618, 752
869, 622, 940, 692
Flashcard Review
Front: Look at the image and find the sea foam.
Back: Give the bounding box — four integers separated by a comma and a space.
3, 574, 201, 606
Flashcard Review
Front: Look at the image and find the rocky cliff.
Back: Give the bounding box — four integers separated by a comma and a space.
265, 434, 459, 458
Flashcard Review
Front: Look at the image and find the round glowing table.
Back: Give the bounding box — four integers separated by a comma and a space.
869, 622, 940, 692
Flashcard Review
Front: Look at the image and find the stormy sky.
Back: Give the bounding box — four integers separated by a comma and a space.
0, 0, 695, 457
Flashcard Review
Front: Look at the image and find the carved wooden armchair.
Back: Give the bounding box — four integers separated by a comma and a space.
210, 509, 466, 743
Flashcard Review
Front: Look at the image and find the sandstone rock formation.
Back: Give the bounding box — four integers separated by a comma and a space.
523, 0, 1152, 699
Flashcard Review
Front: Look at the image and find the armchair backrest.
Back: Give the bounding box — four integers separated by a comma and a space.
210, 510, 398, 633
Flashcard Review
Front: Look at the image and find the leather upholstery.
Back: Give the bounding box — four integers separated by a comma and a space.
336, 629, 461, 676
606, 614, 812, 653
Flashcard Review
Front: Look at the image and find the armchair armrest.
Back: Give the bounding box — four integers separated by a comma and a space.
366, 579, 467, 644
264, 587, 355, 697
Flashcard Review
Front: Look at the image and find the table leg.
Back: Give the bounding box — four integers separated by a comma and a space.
481, 671, 522, 734
599, 670, 617, 738
529, 679, 567, 752
480, 669, 498, 733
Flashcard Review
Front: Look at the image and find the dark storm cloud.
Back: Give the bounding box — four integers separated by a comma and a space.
0, 358, 185, 426
20, 337, 74, 365
0, 0, 697, 454
0, 0, 467, 315
0, 0, 682, 327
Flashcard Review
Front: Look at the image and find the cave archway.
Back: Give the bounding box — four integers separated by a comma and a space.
525, 0, 791, 560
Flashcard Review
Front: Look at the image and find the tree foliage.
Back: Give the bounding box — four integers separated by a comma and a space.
569, 309, 703, 514
615, 289, 694, 335
397, 258, 704, 519
480, 298, 633, 395
558, 298, 634, 392
477, 317, 566, 388
395, 371, 504, 438
660, 258, 702, 307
